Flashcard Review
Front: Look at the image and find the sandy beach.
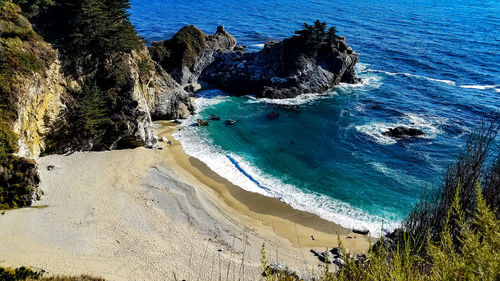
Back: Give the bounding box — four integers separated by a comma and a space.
0, 121, 371, 280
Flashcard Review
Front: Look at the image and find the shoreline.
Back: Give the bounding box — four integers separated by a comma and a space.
0, 121, 371, 280
156, 120, 373, 250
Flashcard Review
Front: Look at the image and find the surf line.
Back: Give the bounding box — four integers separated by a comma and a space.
225, 155, 272, 193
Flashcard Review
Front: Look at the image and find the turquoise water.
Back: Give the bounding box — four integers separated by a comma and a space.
130, 0, 500, 234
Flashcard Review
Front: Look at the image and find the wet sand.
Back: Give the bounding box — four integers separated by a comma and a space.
0, 121, 372, 280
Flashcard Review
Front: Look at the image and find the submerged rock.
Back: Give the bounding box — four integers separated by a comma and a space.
267, 103, 301, 111
383, 126, 425, 138
267, 112, 280, 119
224, 119, 236, 126
208, 114, 221, 121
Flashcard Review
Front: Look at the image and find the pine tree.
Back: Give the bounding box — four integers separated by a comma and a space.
66, 0, 141, 57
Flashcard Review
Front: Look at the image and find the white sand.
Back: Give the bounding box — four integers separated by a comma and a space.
0, 122, 371, 280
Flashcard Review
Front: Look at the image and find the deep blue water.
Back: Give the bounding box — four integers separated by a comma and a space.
130, 0, 500, 234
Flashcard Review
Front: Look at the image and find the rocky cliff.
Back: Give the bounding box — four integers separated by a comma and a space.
0, 1, 193, 209
200, 23, 360, 98
149, 25, 237, 91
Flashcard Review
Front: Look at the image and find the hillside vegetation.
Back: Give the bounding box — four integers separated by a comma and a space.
262, 122, 500, 281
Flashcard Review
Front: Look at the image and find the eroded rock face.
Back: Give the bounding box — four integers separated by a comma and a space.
149, 25, 237, 90
13, 51, 68, 159
200, 35, 360, 98
43, 47, 194, 154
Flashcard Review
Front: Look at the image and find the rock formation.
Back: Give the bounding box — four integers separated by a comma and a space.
200, 23, 360, 98
149, 25, 237, 91
0, 2, 194, 208
383, 127, 425, 138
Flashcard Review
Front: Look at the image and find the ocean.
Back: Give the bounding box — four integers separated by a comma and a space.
129, 0, 500, 235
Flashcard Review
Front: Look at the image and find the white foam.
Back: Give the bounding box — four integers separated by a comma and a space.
337, 63, 383, 90
459, 84, 498, 90
251, 43, 265, 49
355, 113, 446, 145
174, 94, 400, 236
365, 69, 458, 86
248, 92, 328, 106
355, 123, 397, 145
496, 89, 500, 93
365, 68, 500, 91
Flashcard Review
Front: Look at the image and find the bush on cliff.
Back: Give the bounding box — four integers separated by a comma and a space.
0, 0, 56, 158
262, 121, 499, 281
404, 121, 500, 244
279, 20, 340, 75
149, 25, 208, 73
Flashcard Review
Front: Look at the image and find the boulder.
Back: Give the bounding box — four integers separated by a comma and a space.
353, 228, 370, 235
355, 253, 367, 263
333, 257, 346, 267
383, 127, 425, 138
224, 119, 236, 126
197, 119, 209, 127
264, 263, 297, 278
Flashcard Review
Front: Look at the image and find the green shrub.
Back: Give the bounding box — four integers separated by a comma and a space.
149, 25, 208, 72
78, 81, 112, 136
0, 266, 41, 281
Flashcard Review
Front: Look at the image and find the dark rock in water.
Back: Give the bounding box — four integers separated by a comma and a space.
267, 112, 280, 119
224, 119, 236, 125
197, 119, 209, 126
267, 103, 301, 111
208, 114, 221, 121
172, 120, 182, 124
201, 21, 360, 99
47, 165, 55, 171
353, 228, 370, 235
383, 127, 425, 138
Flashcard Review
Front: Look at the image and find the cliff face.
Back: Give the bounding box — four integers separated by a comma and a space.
149, 25, 236, 91
13, 56, 68, 158
0, 1, 194, 208
150, 23, 360, 99
201, 34, 360, 98
1, 2, 193, 158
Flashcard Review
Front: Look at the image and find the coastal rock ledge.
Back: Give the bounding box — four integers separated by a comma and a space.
200, 22, 361, 98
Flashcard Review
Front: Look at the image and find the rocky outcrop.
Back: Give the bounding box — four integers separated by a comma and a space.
42, 46, 194, 154
383, 127, 425, 138
13, 56, 68, 158
0, 1, 195, 209
147, 61, 194, 120
200, 28, 360, 98
149, 25, 236, 90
